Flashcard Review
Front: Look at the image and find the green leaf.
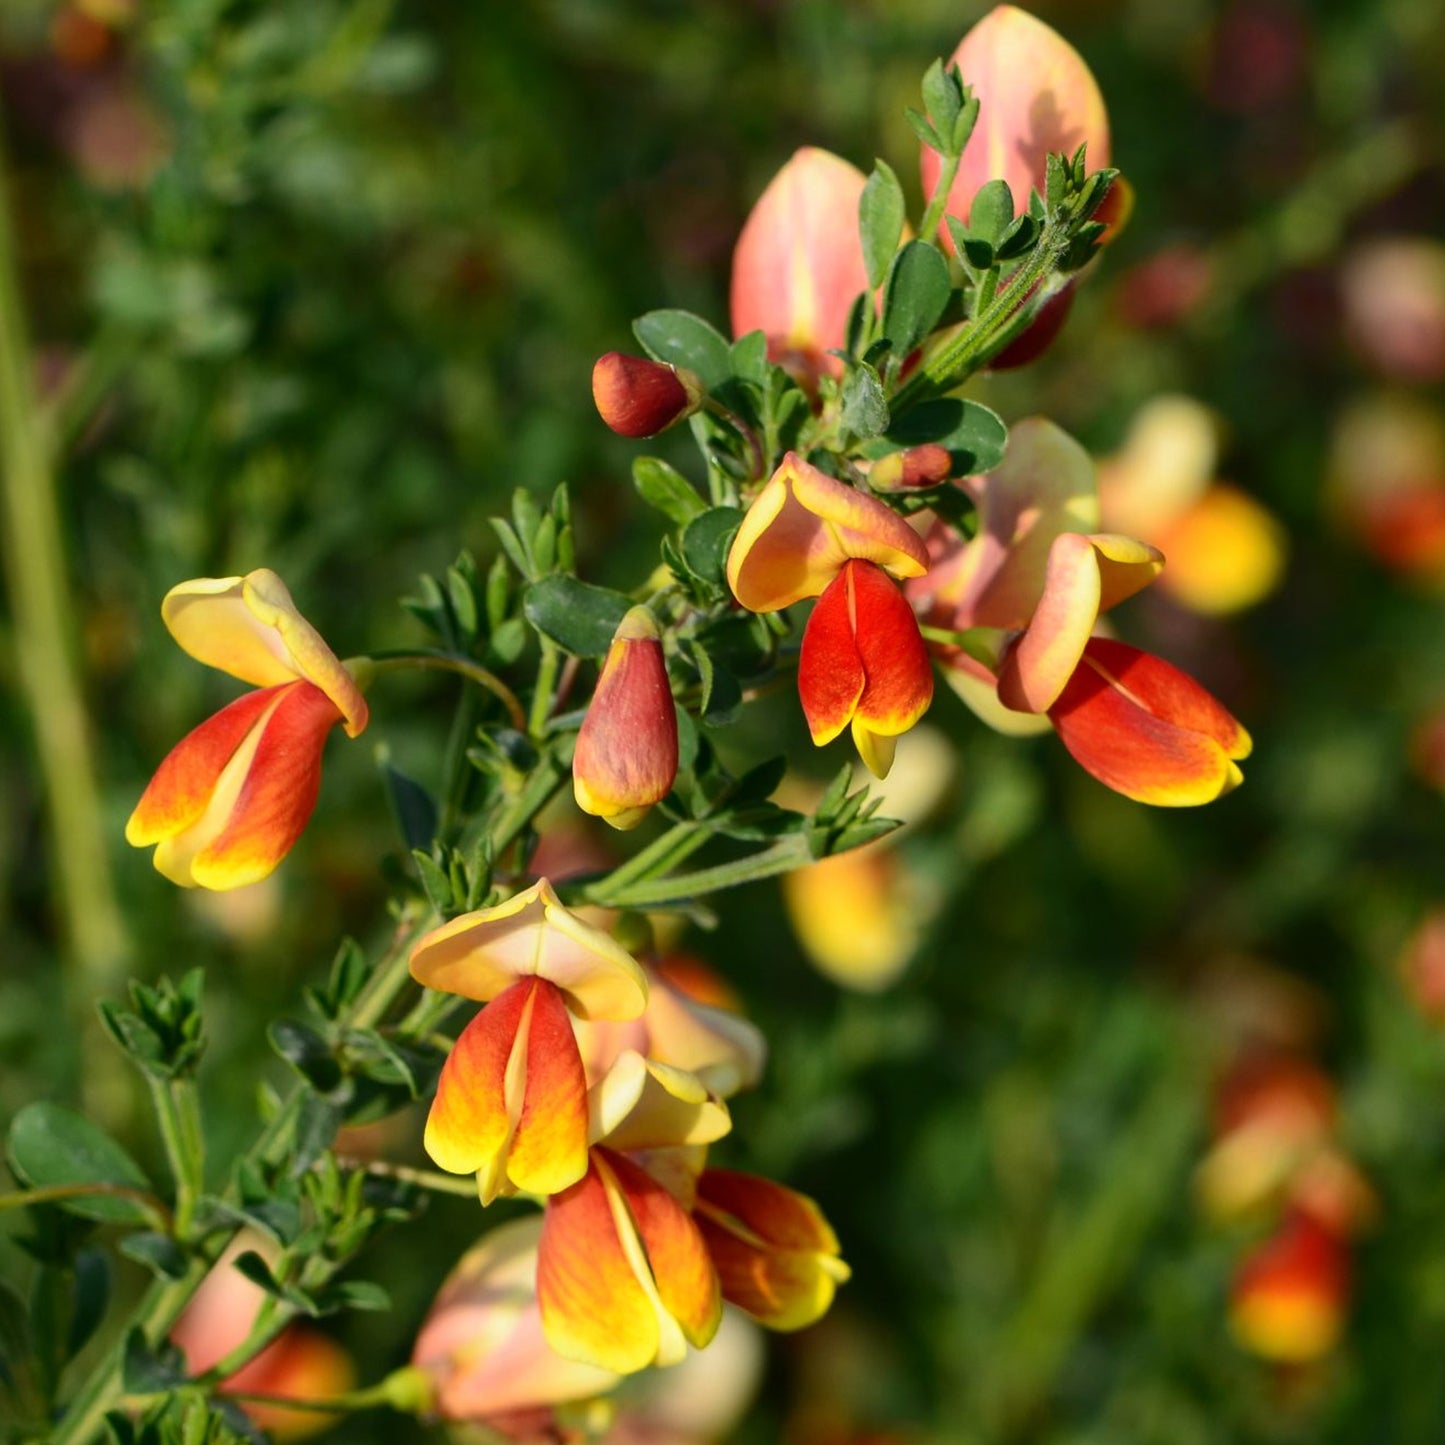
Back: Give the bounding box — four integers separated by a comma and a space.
632, 456, 707, 526
905, 109, 943, 152
881, 241, 951, 357
119, 1232, 188, 1281
996, 212, 1039, 260
523, 576, 633, 657
121, 1327, 185, 1394
633, 309, 732, 389
6, 1103, 154, 1224
859, 160, 906, 290
269, 1021, 344, 1098
969, 180, 1015, 244
324, 1280, 391, 1313
381, 764, 437, 853
920, 58, 962, 135
681, 507, 744, 588
68, 1251, 109, 1359
729, 329, 769, 385
841, 363, 889, 440
885, 397, 1007, 475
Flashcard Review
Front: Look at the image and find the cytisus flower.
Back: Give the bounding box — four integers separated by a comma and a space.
592, 352, 704, 438
411, 881, 648, 1203
1229, 1212, 1349, 1364
798, 559, 934, 779
126, 569, 368, 889
693, 1170, 852, 1332
573, 606, 678, 831
730, 147, 873, 389
538, 1149, 723, 1374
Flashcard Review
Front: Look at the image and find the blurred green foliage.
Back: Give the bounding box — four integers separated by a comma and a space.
4, 0, 1445, 1441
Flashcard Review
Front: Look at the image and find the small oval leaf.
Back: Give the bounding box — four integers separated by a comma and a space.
681, 506, 745, 587
523, 576, 634, 658
633, 309, 732, 389
6, 1103, 153, 1224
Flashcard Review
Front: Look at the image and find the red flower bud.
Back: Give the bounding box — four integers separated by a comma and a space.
592, 353, 704, 438
573, 607, 678, 830
869, 444, 953, 492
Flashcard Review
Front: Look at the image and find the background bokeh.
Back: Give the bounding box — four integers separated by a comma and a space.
4, 0, 1445, 1440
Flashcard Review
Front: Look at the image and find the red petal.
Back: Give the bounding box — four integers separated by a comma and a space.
1048, 640, 1250, 806
849, 559, 933, 736
506, 980, 590, 1197
126, 686, 283, 845
797, 568, 865, 745
188, 681, 342, 887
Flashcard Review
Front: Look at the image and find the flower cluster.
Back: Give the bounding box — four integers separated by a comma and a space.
407, 881, 848, 1430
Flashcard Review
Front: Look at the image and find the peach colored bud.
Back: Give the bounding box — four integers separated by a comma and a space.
731, 147, 872, 387
922, 6, 1109, 235
573, 607, 678, 830
1340, 237, 1445, 385
592, 353, 704, 438
868, 444, 953, 492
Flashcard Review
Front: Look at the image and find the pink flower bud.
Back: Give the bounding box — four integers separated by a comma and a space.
868, 444, 953, 492
573, 607, 678, 830
592, 352, 703, 438
922, 6, 1110, 236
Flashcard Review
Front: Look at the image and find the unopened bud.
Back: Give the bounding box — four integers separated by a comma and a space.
592, 353, 704, 438
573, 607, 678, 830
870, 444, 954, 492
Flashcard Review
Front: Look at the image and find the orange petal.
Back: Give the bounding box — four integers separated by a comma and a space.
1230, 1214, 1348, 1363
186, 681, 344, 889
573, 607, 678, 831
727, 453, 929, 613
996, 532, 1161, 714
538, 1159, 661, 1374
730, 147, 870, 377
126, 685, 281, 848
694, 1170, 850, 1332
506, 980, 590, 1198
424, 981, 531, 1186
606, 1150, 721, 1350
1048, 639, 1251, 806
1154, 484, 1287, 616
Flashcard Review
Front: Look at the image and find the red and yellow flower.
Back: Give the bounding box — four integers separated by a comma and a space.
727, 452, 933, 778
125, 569, 368, 890
411, 880, 649, 1204
913, 418, 1251, 804
1229, 1211, 1349, 1364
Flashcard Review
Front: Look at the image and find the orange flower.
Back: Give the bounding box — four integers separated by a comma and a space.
411, 881, 648, 1203
126, 570, 367, 889
693, 1170, 851, 1332
538, 1149, 722, 1374
573, 607, 678, 831
798, 560, 934, 779
730, 148, 872, 388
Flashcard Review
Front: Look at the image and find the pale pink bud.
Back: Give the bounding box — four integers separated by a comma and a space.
573, 607, 678, 830
592, 352, 703, 438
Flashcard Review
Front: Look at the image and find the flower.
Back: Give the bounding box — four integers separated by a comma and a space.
573, 606, 679, 831
1046, 638, 1252, 806
693, 1170, 851, 1331
798, 560, 934, 779
413, 1216, 620, 1428
727, 452, 929, 613
912, 419, 1251, 803
538, 1149, 722, 1374
593, 353, 704, 438
730, 147, 873, 388
411, 880, 649, 1203
1229, 1212, 1349, 1364
922, 6, 1110, 235
126, 569, 368, 890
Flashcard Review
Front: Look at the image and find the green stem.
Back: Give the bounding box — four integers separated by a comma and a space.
333, 1156, 480, 1198
582, 834, 826, 909
147, 1077, 205, 1241
220, 1363, 432, 1418
351, 650, 525, 732
0, 1182, 172, 1230
528, 638, 561, 739
48, 926, 424, 1445
0, 102, 129, 1017
917, 148, 963, 245
582, 820, 710, 897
